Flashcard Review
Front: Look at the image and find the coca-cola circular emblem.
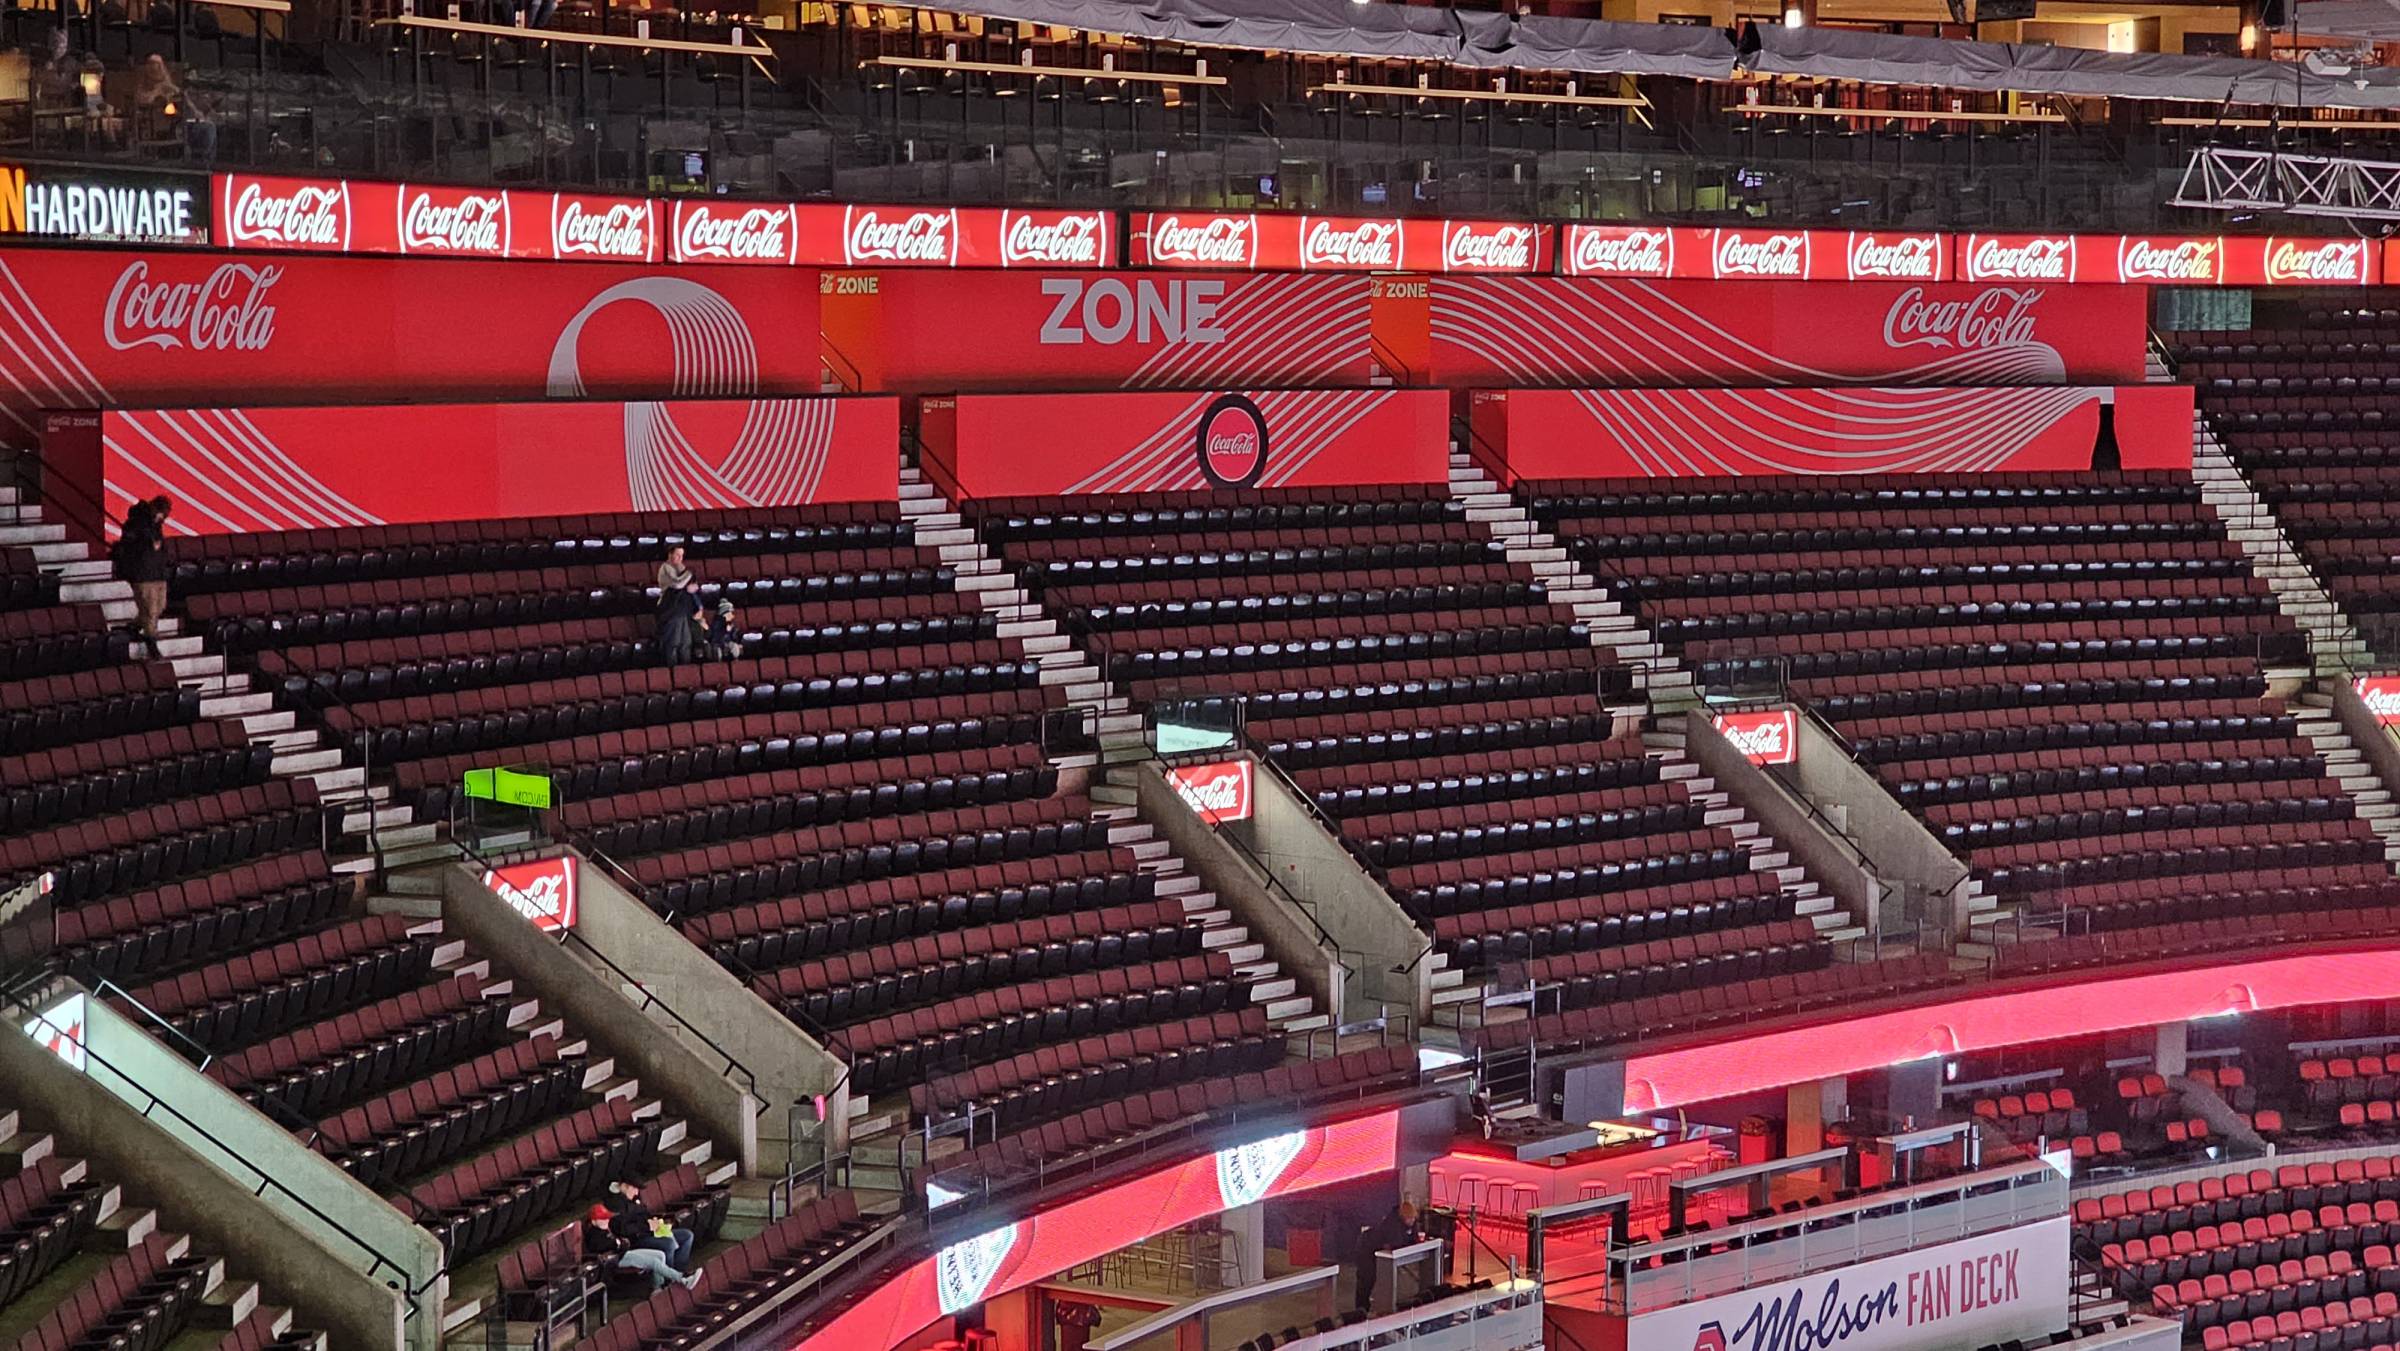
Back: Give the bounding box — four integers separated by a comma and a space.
1195, 394, 1269, 489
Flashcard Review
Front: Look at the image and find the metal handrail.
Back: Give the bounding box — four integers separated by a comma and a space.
555, 925, 763, 1104
1150, 748, 1361, 986
6, 985, 441, 1325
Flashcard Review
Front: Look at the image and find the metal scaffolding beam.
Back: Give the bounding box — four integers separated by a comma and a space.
2172, 144, 2400, 220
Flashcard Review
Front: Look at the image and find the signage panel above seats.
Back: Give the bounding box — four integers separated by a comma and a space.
818, 269, 1374, 393
1472, 385, 2195, 482
69, 395, 899, 534
1128, 211, 1550, 273
1425, 277, 2147, 388
916, 388, 1449, 500
0, 248, 820, 453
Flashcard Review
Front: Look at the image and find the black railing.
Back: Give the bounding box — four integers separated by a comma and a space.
5, 983, 442, 1328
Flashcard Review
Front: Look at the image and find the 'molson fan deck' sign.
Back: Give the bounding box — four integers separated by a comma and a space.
1626, 1218, 2069, 1351
918, 388, 1448, 499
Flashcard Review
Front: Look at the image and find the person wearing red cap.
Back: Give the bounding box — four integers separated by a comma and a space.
585, 1200, 699, 1290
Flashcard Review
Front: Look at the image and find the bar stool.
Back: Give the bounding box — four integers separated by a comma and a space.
1513, 1183, 1541, 1216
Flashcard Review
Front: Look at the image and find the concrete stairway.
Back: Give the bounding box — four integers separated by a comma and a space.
2293, 689, 2400, 869
0, 483, 424, 874
1641, 726, 1869, 948
1446, 451, 1697, 713
2188, 416, 2375, 676
0, 1109, 325, 1351
890, 467, 1331, 1045
410, 921, 737, 1335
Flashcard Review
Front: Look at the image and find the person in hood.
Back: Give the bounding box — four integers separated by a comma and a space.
584, 1201, 697, 1290
607, 1178, 696, 1273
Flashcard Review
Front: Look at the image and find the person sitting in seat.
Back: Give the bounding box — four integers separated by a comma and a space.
608, 1178, 696, 1274
583, 1202, 697, 1291
702, 599, 743, 660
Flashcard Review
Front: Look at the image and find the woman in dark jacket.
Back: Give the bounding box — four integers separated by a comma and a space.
113, 496, 171, 654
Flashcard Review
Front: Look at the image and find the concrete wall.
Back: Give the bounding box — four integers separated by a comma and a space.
440, 862, 764, 1174
1785, 711, 1972, 937
560, 850, 852, 1161
21, 985, 441, 1350
0, 1005, 409, 1351
1682, 710, 1881, 934
1133, 759, 1345, 1026
1210, 753, 1435, 1024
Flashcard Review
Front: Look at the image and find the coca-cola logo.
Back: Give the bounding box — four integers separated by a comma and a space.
1713, 710, 1797, 766
1146, 214, 1255, 267
402, 190, 506, 254
2357, 677, 2400, 726
1847, 233, 1942, 281
1881, 286, 2042, 353
1568, 227, 1672, 277
226, 180, 346, 248
2119, 237, 2221, 283
1967, 237, 2073, 282
2267, 239, 2367, 285
104, 260, 282, 353
845, 207, 956, 265
1713, 231, 1808, 279
1301, 218, 1401, 270
1443, 223, 1536, 272
483, 857, 578, 931
554, 199, 652, 260
1001, 212, 1106, 266
1168, 759, 1254, 824
1193, 395, 1269, 489
674, 203, 791, 263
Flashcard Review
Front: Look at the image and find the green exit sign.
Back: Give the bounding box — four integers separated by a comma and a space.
463, 766, 554, 810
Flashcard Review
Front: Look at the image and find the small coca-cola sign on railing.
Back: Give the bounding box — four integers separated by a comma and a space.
1713, 709, 1798, 766
484, 855, 579, 931
2357, 677, 2400, 727
1167, 760, 1254, 825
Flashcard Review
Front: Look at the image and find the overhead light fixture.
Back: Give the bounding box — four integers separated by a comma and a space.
1784, 4, 1806, 25
2240, 21, 2258, 49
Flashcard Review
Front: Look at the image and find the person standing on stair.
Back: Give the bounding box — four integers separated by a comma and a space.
656, 545, 699, 666
112, 495, 172, 656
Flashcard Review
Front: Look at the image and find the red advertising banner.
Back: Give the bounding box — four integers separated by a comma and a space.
215, 174, 661, 262
484, 857, 578, 933
818, 269, 1375, 394
2356, 676, 2400, 727
1713, 710, 1797, 766
1425, 278, 2146, 388
1128, 212, 1549, 274
918, 388, 1448, 499
0, 248, 820, 454
1167, 761, 1253, 825
1560, 225, 1948, 283
83, 395, 897, 534
666, 201, 1114, 268
804, 1110, 1403, 1349
1480, 385, 2193, 482
1959, 232, 2380, 286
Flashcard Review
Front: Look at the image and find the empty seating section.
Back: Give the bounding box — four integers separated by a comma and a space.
966, 488, 1825, 1005
937, 1045, 1420, 1193
2079, 1155, 2400, 1350
1524, 474, 2392, 940
0, 1099, 326, 1351
2172, 315, 2400, 656
172, 500, 1295, 1156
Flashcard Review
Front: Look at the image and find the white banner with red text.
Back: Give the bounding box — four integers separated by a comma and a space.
1623, 1218, 2069, 1351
